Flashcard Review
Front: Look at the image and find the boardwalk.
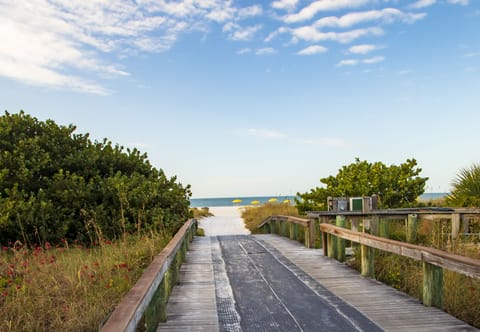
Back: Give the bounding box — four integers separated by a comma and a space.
157, 236, 218, 331
157, 234, 478, 332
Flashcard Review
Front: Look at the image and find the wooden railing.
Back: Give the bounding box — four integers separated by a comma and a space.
258, 215, 314, 248
101, 219, 197, 332
320, 223, 480, 308
258, 211, 480, 309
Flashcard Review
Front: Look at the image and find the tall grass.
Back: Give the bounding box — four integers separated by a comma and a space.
190, 207, 213, 219
0, 233, 169, 331
241, 203, 299, 233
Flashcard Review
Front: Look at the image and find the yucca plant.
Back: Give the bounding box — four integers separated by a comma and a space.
446, 163, 480, 207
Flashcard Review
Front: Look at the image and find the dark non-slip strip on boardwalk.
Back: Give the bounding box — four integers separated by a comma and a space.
217, 235, 382, 332
211, 236, 242, 332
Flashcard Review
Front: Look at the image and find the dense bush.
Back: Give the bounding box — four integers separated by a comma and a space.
0, 111, 191, 245
296, 158, 428, 213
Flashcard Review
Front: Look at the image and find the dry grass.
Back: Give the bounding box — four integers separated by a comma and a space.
190, 207, 213, 219
0, 233, 169, 331
241, 202, 299, 233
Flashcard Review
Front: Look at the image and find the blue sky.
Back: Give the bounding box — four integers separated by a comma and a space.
1, 0, 479, 198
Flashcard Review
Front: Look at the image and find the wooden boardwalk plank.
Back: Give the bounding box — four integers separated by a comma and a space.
256, 234, 478, 332
157, 236, 219, 332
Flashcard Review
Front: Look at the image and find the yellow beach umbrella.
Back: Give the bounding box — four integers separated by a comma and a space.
268, 198, 278, 203
251, 200, 260, 205
232, 199, 242, 204
283, 199, 290, 204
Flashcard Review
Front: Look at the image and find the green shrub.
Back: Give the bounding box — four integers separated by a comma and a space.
0, 111, 191, 245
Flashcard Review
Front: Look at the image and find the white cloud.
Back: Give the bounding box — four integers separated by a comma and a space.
337, 59, 359, 67
245, 128, 285, 138
314, 8, 426, 29
238, 5, 263, 18
409, 0, 436, 9
272, 0, 299, 10
464, 52, 480, 58
223, 22, 238, 32
229, 25, 262, 41
0, 0, 263, 94
348, 44, 380, 54
292, 26, 384, 43
264, 27, 290, 42
363, 55, 385, 64
256, 47, 277, 55
297, 45, 328, 55
336, 56, 385, 66
284, 0, 370, 23
447, 0, 469, 4
237, 48, 252, 55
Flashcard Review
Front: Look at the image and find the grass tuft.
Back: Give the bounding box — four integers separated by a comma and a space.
190, 207, 213, 219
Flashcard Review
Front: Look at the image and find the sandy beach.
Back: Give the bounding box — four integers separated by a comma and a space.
198, 206, 250, 236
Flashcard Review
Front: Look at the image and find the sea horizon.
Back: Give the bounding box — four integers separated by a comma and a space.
190, 192, 448, 208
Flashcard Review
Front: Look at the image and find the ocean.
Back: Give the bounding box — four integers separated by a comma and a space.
190, 193, 448, 208
190, 196, 298, 208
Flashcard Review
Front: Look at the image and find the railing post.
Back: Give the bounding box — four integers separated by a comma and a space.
451, 213, 460, 240
336, 215, 346, 262
322, 231, 328, 256
289, 222, 294, 240
379, 218, 389, 238
304, 223, 310, 248
281, 220, 287, 236
308, 218, 316, 248
264, 222, 271, 234
351, 219, 359, 232
407, 214, 418, 243
361, 218, 375, 278
327, 233, 334, 258
423, 262, 443, 308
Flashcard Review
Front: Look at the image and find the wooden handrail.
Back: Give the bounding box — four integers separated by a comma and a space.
258, 215, 310, 228
258, 215, 314, 248
320, 223, 480, 280
101, 219, 197, 332
307, 207, 480, 219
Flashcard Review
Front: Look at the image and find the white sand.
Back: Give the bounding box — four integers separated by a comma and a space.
198, 206, 250, 236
